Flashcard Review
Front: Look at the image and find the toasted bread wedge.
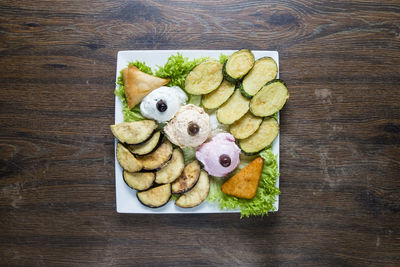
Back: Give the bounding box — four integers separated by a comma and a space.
123, 65, 170, 109
221, 157, 263, 199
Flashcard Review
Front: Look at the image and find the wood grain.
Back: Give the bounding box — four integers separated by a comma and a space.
1, 0, 399, 266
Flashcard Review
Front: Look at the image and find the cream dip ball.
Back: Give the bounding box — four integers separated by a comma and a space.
140, 86, 188, 123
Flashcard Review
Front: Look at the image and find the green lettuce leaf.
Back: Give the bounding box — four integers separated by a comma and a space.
219, 53, 228, 64
181, 147, 196, 165
207, 148, 280, 218
155, 53, 208, 89
114, 61, 153, 122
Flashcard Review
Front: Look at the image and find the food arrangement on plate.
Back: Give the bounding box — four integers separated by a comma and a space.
112, 49, 289, 217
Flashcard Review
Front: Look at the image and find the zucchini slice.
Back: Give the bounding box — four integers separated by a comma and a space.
250, 79, 289, 117
137, 184, 171, 208
175, 170, 210, 208
216, 89, 249, 125
171, 160, 201, 194
239, 117, 279, 155
116, 143, 143, 172
110, 120, 157, 145
123, 171, 155, 191
127, 131, 162, 156
229, 112, 263, 139
155, 148, 185, 184
138, 141, 173, 170
223, 49, 255, 83
202, 79, 235, 109
241, 57, 278, 98
185, 60, 223, 95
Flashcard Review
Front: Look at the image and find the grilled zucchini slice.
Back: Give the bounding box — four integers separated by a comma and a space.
223, 49, 255, 83
116, 143, 143, 172
241, 57, 278, 98
229, 112, 263, 139
171, 160, 201, 194
239, 117, 279, 155
176, 170, 210, 208
110, 120, 157, 144
127, 131, 162, 156
123, 171, 155, 191
202, 79, 235, 109
138, 141, 173, 170
155, 148, 185, 184
250, 80, 289, 117
185, 60, 223, 95
137, 184, 171, 208
216, 90, 249, 125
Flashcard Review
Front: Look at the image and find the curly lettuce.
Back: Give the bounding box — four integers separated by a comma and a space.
207, 148, 280, 218
114, 61, 152, 122
155, 53, 208, 89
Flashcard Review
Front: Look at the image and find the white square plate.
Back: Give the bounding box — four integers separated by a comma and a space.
115, 50, 279, 213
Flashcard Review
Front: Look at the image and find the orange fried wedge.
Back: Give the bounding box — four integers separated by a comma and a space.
221, 157, 264, 199
122, 65, 170, 109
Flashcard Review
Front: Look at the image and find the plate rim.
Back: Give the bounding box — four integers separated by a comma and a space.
114, 50, 280, 214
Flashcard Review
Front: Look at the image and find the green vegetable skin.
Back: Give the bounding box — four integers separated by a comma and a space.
114, 53, 280, 217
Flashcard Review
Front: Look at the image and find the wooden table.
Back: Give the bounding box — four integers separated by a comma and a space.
1, 1, 399, 266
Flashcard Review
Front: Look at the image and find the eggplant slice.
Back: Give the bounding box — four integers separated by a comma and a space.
171, 160, 201, 194
123, 171, 155, 191
110, 120, 157, 144
137, 184, 171, 208
176, 170, 210, 208
155, 148, 185, 184
138, 141, 173, 170
116, 143, 143, 172
127, 131, 162, 156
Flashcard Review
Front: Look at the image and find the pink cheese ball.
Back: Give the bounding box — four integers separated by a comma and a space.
196, 133, 241, 177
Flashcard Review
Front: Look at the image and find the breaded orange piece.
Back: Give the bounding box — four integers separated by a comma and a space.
221, 157, 263, 199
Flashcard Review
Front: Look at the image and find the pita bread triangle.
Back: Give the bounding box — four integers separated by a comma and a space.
221, 157, 264, 199
123, 65, 170, 109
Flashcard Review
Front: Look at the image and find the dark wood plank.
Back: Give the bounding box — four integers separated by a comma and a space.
1, 0, 399, 266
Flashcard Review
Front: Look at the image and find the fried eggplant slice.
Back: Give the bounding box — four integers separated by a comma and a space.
155, 148, 185, 184
138, 141, 173, 170
175, 170, 210, 208
123, 171, 155, 191
137, 184, 171, 208
116, 143, 143, 172
127, 131, 162, 156
171, 160, 201, 194
110, 120, 157, 144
